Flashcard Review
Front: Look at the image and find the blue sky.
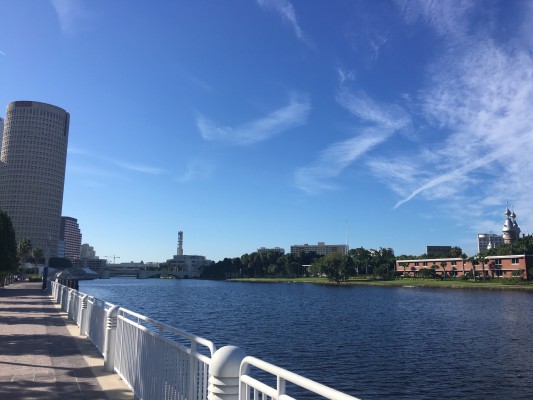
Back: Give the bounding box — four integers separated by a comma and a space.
1, 0, 533, 262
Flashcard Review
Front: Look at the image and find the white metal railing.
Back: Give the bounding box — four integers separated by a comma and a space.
49, 281, 361, 400
86, 296, 115, 355
67, 289, 82, 322
115, 307, 216, 400
239, 356, 360, 400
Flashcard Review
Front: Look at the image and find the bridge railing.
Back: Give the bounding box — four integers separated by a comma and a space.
114, 307, 215, 400
49, 281, 361, 400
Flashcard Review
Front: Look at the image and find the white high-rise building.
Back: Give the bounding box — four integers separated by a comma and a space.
0, 101, 70, 256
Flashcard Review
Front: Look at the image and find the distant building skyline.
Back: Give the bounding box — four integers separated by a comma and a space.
166, 230, 212, 278
477, 208, 522, 253
81, 243, 98, 260
426, 246, 452, 256
60, 216, 81, 261
257, 247, 285, 255
0, 117, 3, 152
0, 101, 70, 256
477, 233, 504, 254
291, 242, 348, 256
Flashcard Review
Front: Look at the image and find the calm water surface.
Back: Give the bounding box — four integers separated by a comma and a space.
80, 278, 533, 400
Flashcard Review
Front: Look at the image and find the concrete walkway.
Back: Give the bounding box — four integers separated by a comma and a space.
0, 282, 133, 400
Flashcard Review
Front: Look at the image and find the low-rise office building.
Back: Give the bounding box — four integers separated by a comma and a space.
257, 247, 285, 255
291, 242, 348, 256
396, 254, 531, 279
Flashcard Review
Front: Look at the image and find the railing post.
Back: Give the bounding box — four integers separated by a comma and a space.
66, 288, 74, 314
208, 345, 246, 400
104, 305, 120, 372
79, 294, 89, 336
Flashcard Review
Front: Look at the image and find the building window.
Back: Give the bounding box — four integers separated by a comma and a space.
511, 258, 519, 264
414, 262, 419, 267
423, 262, 428, 267
451, 261, 457, 266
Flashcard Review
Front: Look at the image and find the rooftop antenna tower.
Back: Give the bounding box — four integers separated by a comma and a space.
345, 220, 349, 254
178, 231, 183, 256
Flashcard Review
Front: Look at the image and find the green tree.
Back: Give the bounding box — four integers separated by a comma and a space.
468, 257, 477, 281
461, 254, 468, 278
430, 263, 438, 280
372, 264, 392, 280
339, 254, 355, 282
17, 238, 33, 268
399, 262, 409, 277
350, 247, 371, 275
478, 256, 487, 282
0, 209, 18, 285
32, 247, 44, 265
319, 252, 343, 282
449, 246, 463, 257
440, 261, 447, 280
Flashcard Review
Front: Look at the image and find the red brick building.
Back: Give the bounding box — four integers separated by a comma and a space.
396, 255, 532, 279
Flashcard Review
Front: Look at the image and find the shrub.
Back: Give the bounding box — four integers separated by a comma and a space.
28, 274, 42, 282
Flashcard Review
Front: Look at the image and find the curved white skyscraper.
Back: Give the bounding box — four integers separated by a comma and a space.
0, 101, 70, 257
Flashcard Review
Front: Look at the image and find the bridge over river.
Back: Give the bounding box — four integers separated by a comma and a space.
137, 269, 190, 279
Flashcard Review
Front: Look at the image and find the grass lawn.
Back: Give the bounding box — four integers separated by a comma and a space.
227, 277, 533, 290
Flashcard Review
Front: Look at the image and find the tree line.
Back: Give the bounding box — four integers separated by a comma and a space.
201, 247, 397, 282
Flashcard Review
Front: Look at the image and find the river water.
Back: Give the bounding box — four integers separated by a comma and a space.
80, 278, 533, 400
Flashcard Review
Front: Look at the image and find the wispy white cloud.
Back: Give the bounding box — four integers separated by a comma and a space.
337, 68, 356, 85
114, 161, 167, 175
68, 148, 167, 175
177, 159, 215, 183
51, 0, 89, 35
0, 50, 6, 56
295, 127, 395, 194
360, 1, 533, 237
295, 77, 410, 194
257, 0, 306, 42
336, 86, 410, 130
396, 0, 475, 39
197, 93, 310, 145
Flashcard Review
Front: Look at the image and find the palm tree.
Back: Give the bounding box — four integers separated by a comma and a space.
399, 262, 408, 277
461, 254, 467, 278
440, 261, 447, 280
487, 261, 495, 278
430, 264, 438, 280
479, 256, 486, 282
469, 257, 478, 281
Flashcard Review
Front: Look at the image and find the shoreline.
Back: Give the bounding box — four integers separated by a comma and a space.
226, 277, 533, 291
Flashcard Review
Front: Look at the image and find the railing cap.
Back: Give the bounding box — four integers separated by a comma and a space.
210, 345, 246, 377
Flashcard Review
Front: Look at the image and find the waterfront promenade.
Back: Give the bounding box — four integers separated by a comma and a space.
0, 282, 132, 400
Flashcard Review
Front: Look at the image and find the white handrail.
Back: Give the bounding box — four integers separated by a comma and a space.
240, 356, 361, 400
49, 281, 362, 400
118, 307, 216, 356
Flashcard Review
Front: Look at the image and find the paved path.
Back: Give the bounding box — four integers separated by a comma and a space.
0, 282, 133, 400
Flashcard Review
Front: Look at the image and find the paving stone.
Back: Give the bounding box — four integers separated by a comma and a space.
0, 282, 112, 399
